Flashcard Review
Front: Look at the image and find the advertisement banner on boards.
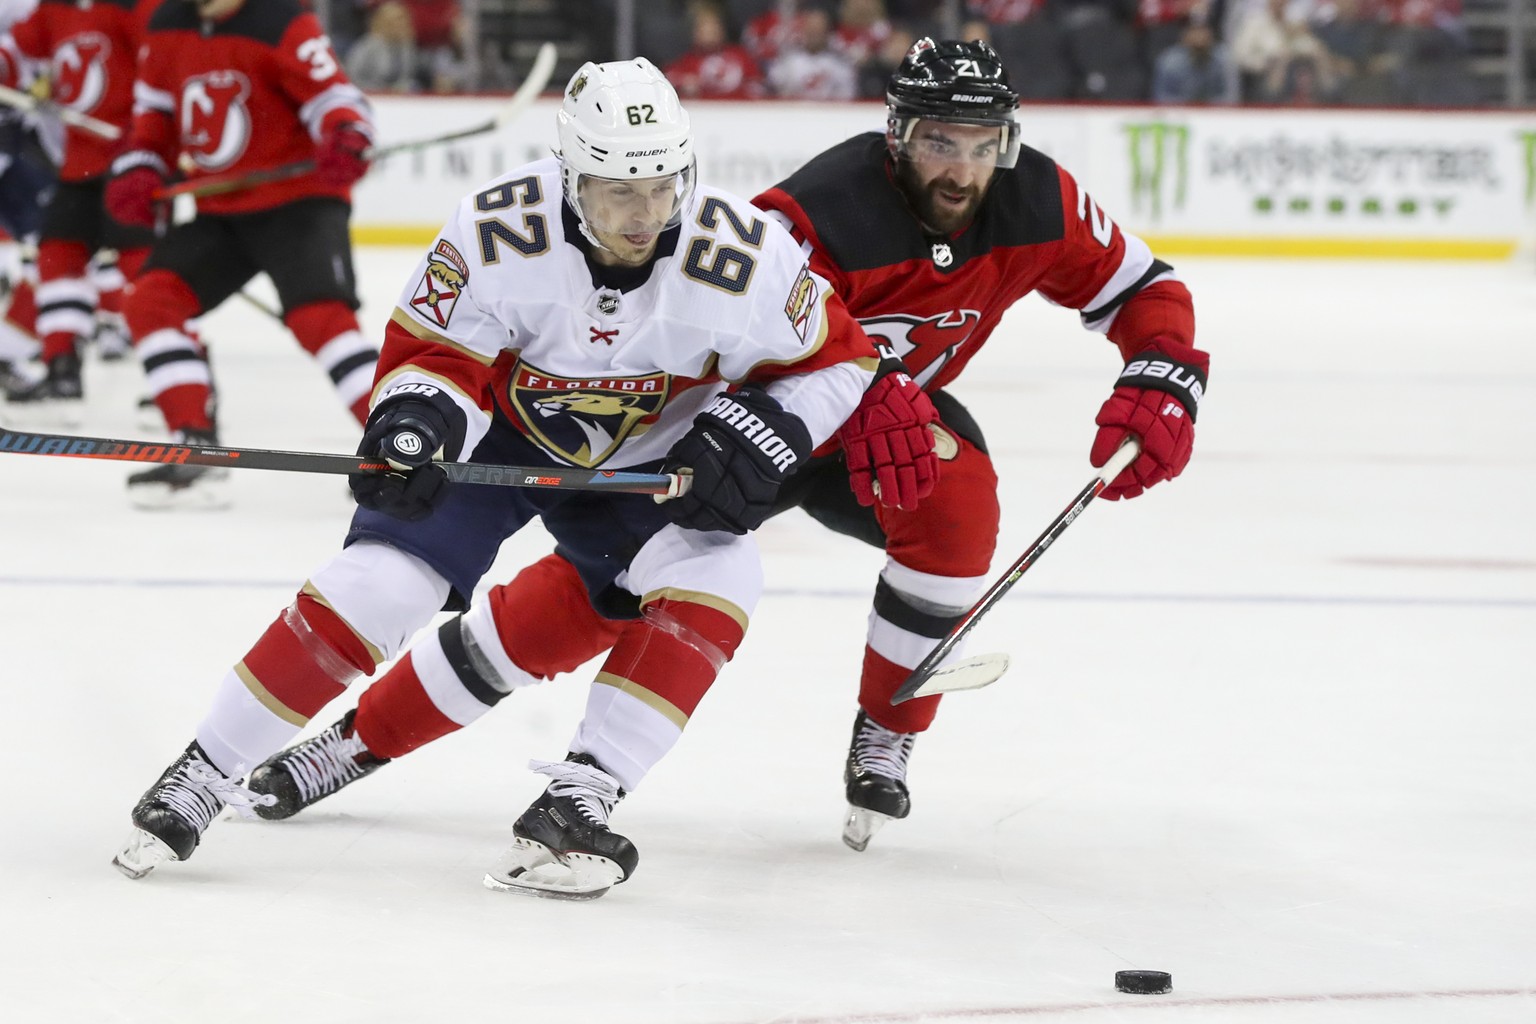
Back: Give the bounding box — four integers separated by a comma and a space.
352, 97, 1536, 257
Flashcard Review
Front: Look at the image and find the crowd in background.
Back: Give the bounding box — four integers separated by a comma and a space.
316, 0, 1479, 106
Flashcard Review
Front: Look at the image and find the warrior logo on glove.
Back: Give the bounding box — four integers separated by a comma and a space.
700, 393, 802, 473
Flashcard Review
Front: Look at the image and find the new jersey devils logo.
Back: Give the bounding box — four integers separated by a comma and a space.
52, 32, 111, 114
180, 71, 253, 173
858, 310, 982, 387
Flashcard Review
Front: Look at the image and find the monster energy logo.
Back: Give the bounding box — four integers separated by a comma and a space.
1125, 122, 1189, 220
1522, 131, 1536, 206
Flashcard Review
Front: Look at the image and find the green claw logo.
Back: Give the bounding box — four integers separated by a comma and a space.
1125, 121, 1190, 220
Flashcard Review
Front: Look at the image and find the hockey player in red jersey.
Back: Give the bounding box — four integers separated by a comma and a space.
112, 58, 883, 896
241, 38, 1209, 854
102, 0, 379, 508
1, 0, 156, 419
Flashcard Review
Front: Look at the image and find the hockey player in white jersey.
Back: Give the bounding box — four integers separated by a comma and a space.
112, 58, 881, 897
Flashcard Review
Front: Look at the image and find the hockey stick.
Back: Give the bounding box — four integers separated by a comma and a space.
890, 439, 1143, 704
0, 426, 692, 497
156, 42, 559, 202
0, 82, 122, 140
370, 41, 558, 159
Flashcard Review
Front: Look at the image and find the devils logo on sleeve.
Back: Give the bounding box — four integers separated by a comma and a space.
181, 71, 254, 173
858, 309, 981, 386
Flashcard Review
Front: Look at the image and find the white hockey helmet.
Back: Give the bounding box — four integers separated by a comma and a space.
555, 58, 696, 247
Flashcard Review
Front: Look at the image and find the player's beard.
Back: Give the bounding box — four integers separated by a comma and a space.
897, 161, 986, 236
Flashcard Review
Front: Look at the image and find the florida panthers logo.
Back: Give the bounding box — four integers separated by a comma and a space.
180, 71, 253, 173
52, 32, 111, 114
858, 310, 982, 388
409, 241, 470, 328
510, 363, 669, 467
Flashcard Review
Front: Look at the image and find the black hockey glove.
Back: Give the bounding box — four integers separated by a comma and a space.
662, 385, 813, 535
350, 395, 454, 521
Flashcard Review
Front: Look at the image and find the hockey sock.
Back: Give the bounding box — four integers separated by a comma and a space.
858, 562, 990, 733
570, 596, 745, 792
354, 554, 625, 758
284, 300, 378, 424
196, 594, 376, 779
35, 240, 93, 361
124, 269, 214, 433
0, 279, 38, 362
95, 246, 147, 321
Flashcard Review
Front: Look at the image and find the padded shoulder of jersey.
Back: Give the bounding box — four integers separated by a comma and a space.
770, 131, 1067, 273
149, 0, 304, 45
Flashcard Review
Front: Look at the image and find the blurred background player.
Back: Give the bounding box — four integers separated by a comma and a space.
112, 57, 880, 898
104, 0, 378, 508
245, 38, 1210, 858
0, 0, 55, 395
0, 0, 155, 423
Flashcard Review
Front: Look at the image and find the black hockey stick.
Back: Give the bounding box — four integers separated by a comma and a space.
890, 440, 1142, 704
0, 427, 691, 497
158, 43, 559, 202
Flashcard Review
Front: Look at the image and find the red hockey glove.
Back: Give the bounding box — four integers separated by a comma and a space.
105, 159, 167, 230
316, 124, 371, 188
838, 365, 939, 510
1090, 349, 1207, 501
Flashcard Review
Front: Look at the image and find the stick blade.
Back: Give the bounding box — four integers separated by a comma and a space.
892, 652, 1011, 704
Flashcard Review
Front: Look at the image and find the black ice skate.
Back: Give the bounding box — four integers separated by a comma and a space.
842, 710, 916, 852
126, 427, 232, 510
3, 347, 83, 426
112, 742, 276, 879
247, 709, 391, 819
483, 753, 638, 900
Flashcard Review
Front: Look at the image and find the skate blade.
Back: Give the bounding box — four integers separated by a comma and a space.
842, 806, 896, 853
134, 397, 166, 434
1, 399, 84, 430
127, 475, 234, 512
482, 837, 625, 900
112, 828, 178, 880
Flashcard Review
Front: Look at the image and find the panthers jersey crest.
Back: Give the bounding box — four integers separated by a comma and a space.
510, 363, 669, 467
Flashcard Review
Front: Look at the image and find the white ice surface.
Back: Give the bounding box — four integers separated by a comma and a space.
1, 251, 1533, 1023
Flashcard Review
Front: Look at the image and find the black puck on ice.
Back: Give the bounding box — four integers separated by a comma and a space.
1114, 970, 1172, 994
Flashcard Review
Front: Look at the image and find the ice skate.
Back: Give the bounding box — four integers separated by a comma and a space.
112, 742, 276, 879
484, 754, 637, 900
126, 428, 233, 510
247, 709, 390, 819
92, 316, 132, 362
0, 358, 44, 395
842, 710, 916, 852
3, 347, 83, 427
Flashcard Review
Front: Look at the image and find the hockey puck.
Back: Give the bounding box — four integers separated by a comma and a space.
1114, 970, 1172, 994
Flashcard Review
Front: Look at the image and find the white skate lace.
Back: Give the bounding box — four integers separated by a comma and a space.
528, 758, 621, 827
282, 725, 372, 802
852, 717, 915, 781
162, 756, 277, 827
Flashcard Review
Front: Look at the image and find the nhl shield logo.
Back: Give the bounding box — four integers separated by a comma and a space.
510, 362, 669, 467
930, 243, 953, 268
596, 291, 620, 316
410, 240, 470, 328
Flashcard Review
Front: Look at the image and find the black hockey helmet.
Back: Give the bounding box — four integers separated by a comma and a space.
886, 38, 1022, 169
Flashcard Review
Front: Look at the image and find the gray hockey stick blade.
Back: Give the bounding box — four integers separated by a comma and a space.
905, 652, 1011, 699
